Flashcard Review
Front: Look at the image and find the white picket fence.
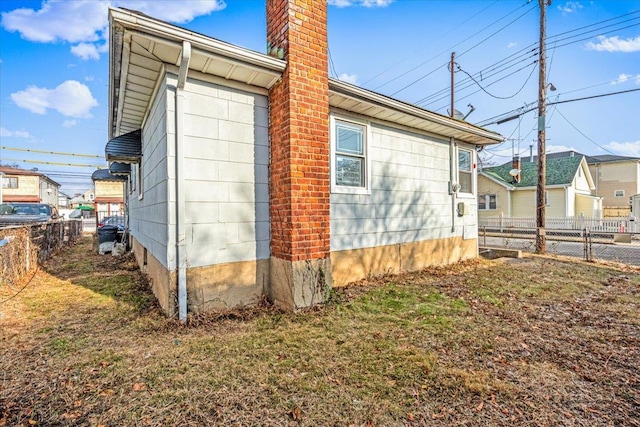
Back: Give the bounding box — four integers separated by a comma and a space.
480, 214, 638, 233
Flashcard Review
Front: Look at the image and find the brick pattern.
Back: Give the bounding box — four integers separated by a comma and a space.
267, 0, 330, 262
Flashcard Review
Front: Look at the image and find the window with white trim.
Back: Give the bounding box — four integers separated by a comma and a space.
331, 118, 369, 194
458, 148, 473, 194
614, 189, 625, 198
2, 177, 18, 189
478, 194, 497, 210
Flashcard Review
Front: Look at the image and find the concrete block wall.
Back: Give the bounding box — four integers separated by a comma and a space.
129, 81, 169, 268
331, 122, 457, 251
177, 77, 270, 268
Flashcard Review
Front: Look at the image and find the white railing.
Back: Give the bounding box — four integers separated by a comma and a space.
480, 214, 638, 233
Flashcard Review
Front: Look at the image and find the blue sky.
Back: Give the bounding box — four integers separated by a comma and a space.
1, 0, 638, 195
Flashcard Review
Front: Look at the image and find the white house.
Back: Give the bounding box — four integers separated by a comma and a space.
105, 3, 503, 320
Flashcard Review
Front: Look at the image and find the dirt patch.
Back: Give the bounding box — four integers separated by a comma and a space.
1, 238, 639, 426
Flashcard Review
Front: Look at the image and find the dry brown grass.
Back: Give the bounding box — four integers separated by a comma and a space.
1, 237, 639, 426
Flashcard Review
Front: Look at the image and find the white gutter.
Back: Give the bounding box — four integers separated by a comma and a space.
176, 40, 191, 322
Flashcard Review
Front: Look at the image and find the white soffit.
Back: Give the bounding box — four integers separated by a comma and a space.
109, 8, 285, 138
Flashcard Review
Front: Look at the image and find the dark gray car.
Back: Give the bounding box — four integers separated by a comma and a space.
0, 203, 61, 226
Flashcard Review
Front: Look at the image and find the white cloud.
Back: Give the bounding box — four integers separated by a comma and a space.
71, 43, 100, 60
605, 140, 640, 157
557, 1, 583, 14
0, 127, 31, 138
329, 0, 393, 7
120, 1, 226, 24
1, 1, 108, 43
338, 73, 358, 85
610, 74, 640, 85
63, 120, 77, 128
506, 42, 517, 49
586, 35, 640, 53
11, 80, 98, 118
1, 0, 226, 60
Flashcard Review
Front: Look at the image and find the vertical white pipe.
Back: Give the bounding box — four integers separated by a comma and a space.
450, 138, 456, 233
176, 41, 191, 322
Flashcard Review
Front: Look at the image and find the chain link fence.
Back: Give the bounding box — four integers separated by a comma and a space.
479, 227, 640, 266
0, 220, 84, 287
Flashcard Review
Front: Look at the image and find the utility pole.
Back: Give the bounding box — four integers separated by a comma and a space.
450, 52, 455, 118
535, 0, 548, 254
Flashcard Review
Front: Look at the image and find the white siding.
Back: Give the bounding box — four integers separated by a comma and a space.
177, 77, 270, 268
331, 121, 476, 251
129, 78, 170, 268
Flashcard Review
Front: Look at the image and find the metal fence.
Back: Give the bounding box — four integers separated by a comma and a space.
0, 220, 84, 287
479, 225, 640, 266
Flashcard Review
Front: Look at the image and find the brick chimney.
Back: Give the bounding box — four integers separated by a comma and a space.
512, 156, 521, 183
266, 0, 331, 309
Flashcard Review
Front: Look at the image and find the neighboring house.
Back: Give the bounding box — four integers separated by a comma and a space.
586, 154, 640, 216
0, 165, 60, 207
478, 155, 602, 218
503, 151, 640, 217
104, 4, 503, 318
91, 169, 126, 219
70, 194, 93, 209
58, 192, 72, 209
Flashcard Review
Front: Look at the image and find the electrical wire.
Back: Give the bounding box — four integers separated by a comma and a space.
457, 61, 537, 100
384, 2, 537, 96
476, 88, 640, 126
328, 47, 339, 79
554, 108, 617, 155
362, 0, 500, 86
431, 60, 538, 111
413, 10, 639, 112
0, 265, 39, 305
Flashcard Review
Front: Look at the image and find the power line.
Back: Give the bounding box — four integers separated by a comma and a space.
554, 109, 617, 155
2, 158, 107, 168
476, 87, 640, 126
362, 0, 500, 86
1, 146, 102, 158
384, 2, 536, 96
414, 10, 639, 112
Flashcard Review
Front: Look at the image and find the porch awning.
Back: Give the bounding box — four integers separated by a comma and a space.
105, 129, 142, 163
109, 162, 131, 176
92, 168, 127, 182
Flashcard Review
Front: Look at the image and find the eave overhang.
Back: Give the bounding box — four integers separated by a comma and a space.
108, 7, 286, 139
329, 79, 504, 146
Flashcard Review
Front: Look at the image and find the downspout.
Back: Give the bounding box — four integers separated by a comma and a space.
450, 137, 456, 233
176, 41, 191, 322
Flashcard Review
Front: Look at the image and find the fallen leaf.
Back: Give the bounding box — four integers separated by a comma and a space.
407, 413, 415, 422
133, 382, 147, 391
100, 389, 115, 396
476, 401, 484, 411
287, 407, 301, 420
28, 420, 38, 426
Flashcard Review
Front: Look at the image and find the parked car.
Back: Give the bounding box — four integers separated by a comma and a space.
98, 215, 125, 231
0, 203, 61, 226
